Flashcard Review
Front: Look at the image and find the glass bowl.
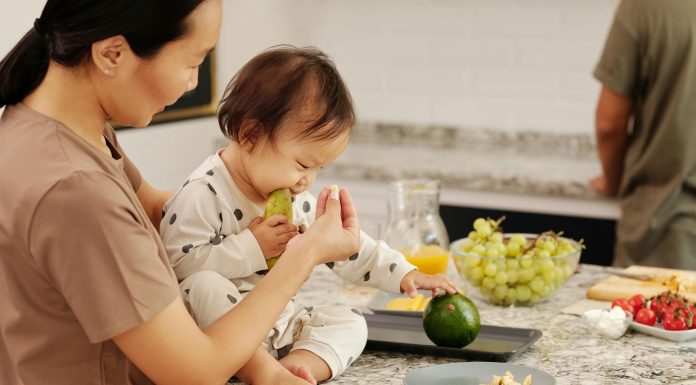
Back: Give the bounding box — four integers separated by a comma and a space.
450, 233, 581, 306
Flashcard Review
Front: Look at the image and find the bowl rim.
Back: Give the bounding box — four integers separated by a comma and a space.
449, 233, 582, 260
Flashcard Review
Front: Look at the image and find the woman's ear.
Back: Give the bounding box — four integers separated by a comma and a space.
238, 119, 262, 151
91, 35, 130, 77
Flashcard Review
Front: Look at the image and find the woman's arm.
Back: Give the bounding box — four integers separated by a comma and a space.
136, 178, 173, 231
113, 188, 360, 385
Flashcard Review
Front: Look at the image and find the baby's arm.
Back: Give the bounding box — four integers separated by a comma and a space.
331, 231, 417, 293
336, 232, 460, 297
160, 180, 268, 280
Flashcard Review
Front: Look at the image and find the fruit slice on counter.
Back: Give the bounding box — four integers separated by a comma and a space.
386, 294, 431, 311
423, 293, 480, 348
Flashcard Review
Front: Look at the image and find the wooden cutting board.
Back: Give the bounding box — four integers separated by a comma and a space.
587, 265, 696, 302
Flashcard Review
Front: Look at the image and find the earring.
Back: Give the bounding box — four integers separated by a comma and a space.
103, 68, 113, 76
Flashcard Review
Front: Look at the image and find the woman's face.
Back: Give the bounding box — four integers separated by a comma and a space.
104, 0, 222, 127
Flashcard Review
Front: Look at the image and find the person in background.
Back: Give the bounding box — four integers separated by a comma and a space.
159, 45, 460, 384
0, 1, 360, 384
591, 0, 696, 269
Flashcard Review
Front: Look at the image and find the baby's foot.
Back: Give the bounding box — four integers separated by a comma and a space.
280, 363, 317, 385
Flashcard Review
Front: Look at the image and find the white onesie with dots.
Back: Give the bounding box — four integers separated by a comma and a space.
159, 151, 416, 379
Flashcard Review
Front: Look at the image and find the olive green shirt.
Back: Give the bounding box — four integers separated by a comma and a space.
594, 0, 696, 269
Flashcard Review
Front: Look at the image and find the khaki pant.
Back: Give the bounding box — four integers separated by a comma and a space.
179, 270, 367, 379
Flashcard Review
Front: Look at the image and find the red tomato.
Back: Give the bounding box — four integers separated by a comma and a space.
612, 298, 635, 315
634, 308, 657, 326
628, 294, 646, 311
663, 313, 688, 331
649, 298, 664, 317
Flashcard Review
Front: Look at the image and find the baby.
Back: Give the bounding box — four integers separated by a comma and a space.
160, 45, 458, 384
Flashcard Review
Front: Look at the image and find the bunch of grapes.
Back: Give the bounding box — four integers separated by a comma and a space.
453, 217, 583, 306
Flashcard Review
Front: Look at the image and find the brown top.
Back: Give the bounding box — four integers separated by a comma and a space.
594, 0, 696, 268
0, 104, 180, 385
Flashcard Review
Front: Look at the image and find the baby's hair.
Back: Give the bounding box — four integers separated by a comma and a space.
217, 45, 355, 145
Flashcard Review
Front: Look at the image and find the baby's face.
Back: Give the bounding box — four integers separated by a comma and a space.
243, 125, 350, 199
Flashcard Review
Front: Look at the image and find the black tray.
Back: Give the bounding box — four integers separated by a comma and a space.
365, 313, 542, 362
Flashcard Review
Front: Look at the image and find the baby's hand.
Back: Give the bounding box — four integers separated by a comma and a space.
248, 215, 299, 259
400, 270, 461, 298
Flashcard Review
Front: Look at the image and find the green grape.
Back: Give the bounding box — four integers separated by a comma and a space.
518, 268, 534, 283
530, 294, 540, 304
536, 249, 551, 259
530, 277, 545, 294
542, 241, 556, 254
465, 254, 481, 268
509, 234, 527, 246
540, 259, 554, 273
486, 248, 500, 259
480, 286, 493, 297
520, 254, 533, 268
506, 270, 519, 284
473, 218, 487, 231
482, 277, 496, 290
484, 263, 498, 277
472, 244, 486, 255
516, 285, 532, 301
476, 223, 492, 237
542, 270, 556, 284
459, 238, 474, 251
470, 266, 484, 281
494, 284, 508, 300
506, 242, 522, 257
506, 259, 520, 271
470, 275, 483, 287
538, 285, 551, 297
494, 271, 508, 285
490, 232, 503, 243
496, 243, 507, 256
468, 230, 479, 240
504, 288, 517, 305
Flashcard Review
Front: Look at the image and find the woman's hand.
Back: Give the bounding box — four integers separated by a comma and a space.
400, 270, 461, 298
285, 187, 360, 266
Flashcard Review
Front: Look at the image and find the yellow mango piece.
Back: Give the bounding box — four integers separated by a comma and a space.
416, 297, 432, 311
386, 294, 425, 311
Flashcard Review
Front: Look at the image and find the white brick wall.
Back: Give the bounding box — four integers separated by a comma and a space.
225, 0, 621, 134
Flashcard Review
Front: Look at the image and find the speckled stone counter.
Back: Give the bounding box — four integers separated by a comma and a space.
293, 264, 696, 385
323, 124, 604, 200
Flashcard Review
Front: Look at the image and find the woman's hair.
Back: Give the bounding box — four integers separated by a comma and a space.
0, 0, 205, 108
218, 45, 355, 144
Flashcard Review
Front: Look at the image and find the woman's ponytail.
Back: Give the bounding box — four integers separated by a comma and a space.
0, 0, 205, 109
0, 28, 50, 108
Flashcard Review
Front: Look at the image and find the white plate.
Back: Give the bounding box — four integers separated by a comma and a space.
404, 362, 555, 385
367, 291, 431, 318
630, 322, 696, 342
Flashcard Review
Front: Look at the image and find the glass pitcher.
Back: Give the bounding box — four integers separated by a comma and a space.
382, 179, 450, 274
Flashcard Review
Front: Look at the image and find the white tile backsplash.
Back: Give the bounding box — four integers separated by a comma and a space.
220, 0, 620, 135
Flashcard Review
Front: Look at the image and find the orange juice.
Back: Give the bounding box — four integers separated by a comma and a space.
401, 245, 450, 274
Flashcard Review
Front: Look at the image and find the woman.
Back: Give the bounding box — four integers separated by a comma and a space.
0, 1, 360, 384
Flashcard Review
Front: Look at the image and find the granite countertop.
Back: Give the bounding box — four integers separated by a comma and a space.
323, 124, 607, 201
293, 264, 696, 385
